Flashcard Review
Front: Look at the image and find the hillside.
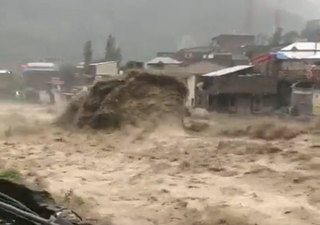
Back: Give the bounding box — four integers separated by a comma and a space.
0, 0, 312, 65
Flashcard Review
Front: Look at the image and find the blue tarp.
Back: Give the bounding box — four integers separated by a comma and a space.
275, 51, 320, 60
275, 52, 290, 60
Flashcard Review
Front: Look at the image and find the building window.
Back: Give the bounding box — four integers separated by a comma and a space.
184, 53, 193, 58
211, 40, 218, 46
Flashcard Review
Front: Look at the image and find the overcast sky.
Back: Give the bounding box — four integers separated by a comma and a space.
0, 0, 317, 66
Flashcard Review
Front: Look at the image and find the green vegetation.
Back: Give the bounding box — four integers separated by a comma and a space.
83, 40, 92, 74
105, 34, 122, 62
0, 169, 22, 181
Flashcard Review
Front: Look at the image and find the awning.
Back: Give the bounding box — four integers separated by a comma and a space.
202, 65, 253, 77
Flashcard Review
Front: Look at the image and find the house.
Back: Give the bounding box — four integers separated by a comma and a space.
243, 43, 320, 109
22, 62, 59, 72
75, 61, 120, 84
232, 54, 250, 65
175, 46, 215, 62
206, 52, 250, 66
145, 57, 182, 71
249, 52, 278, 76
156, 52, 177, 58
241, 44, 289, 76
271, 42, 320, 108
246, 42, 320, 109
276, 42, 320, 60
94, 61, 119, 76
286, 81, 320, 116
179, 61, 225, 75
20, 62, 62, 90
200, 65, 277, 114
122, 61, 144, 71
0, 70, 16, 97
77, 61, 119, 76
304, 19, 320, 42
179, 61, 226, 107
274, 42, 320, 115
76, 61, 120, 83
290, 82, 313, 115
211, 34, 255, 53
145, 59, 226, 107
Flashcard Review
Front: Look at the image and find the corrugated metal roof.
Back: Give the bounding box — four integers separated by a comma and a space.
146, 57, 181, 65
250, 53, 274, 64
146, 70, 193, 78
182, 46, 214, 53
78, 61, 116, 66
306, 54, 320, 59
206, 53, 248, 61
276, 42, 320, 59
202, 65, 253, 77
276, 51, 320, 59
280, 42, 320, 51
22, 68, 59, 72
293, 90, 313, 94
0, 70, 12, 74
27, 62, 56, 68
147, 61, 225, 75
183, 61, 225, 74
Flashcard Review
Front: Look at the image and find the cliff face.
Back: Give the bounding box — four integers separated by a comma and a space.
0, 0, 312, 64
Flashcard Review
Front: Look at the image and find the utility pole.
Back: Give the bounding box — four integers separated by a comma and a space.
275, 0, 283, 28
245, 0, 253, 34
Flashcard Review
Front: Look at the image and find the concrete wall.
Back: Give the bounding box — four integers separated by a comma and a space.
186, 75, 196, 107
96, 62, 119, 76
236, 96, 252, 114
312, 90, 320, 115
209, 76, 277, 94
291, 87, 313, 115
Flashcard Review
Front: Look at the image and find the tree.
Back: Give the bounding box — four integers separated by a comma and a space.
301, 21, 320, 42
255, 33, 271, 45
115, 47, 122, 61
83, 40, 92, 74
269, 27, 283, 46
105, 34, 122, 61
282, 31, 300, 45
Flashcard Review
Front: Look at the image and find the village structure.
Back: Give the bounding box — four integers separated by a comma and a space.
5, 4, 320, 225
134, 29, 320, 117
5, 18, 320, 117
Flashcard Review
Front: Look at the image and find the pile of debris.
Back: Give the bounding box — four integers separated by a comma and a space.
0, 178, 89, 225
55, 70, 188, 130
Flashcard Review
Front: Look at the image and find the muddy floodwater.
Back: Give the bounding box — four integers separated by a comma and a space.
0, 102, 320, 225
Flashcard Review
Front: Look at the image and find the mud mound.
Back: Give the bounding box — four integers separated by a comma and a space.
56, 70, 188, 130
54, 90, 89, 127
